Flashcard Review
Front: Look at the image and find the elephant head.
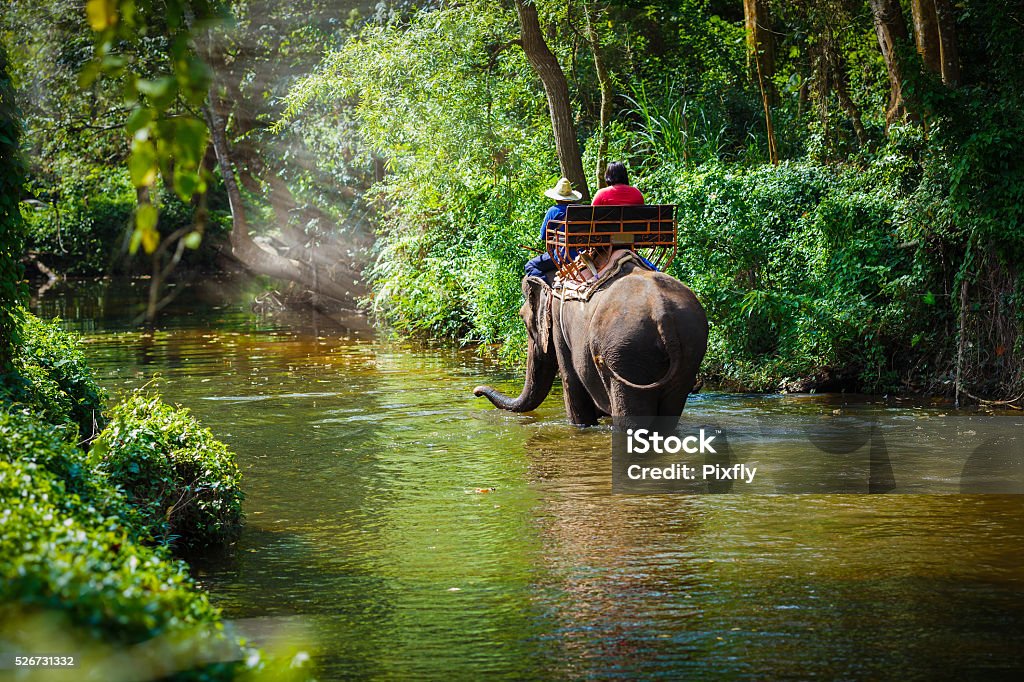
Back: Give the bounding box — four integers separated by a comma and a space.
473, 276, 558, 412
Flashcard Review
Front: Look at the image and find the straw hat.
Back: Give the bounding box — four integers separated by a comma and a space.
544, 177, 582, 202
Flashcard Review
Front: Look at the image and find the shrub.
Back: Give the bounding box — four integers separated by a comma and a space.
0, 461, 225, 642
0, 409, 234, 677
21, 167, 232, 277
0, 396, 301, 680
91, 393, 244, 552
0, 406, 131, 525
0, 311, 106, 442
21, 170, 135, 276
645, 157, 926, 392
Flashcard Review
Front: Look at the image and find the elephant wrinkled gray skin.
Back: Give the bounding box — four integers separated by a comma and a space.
473, 257, 708, 427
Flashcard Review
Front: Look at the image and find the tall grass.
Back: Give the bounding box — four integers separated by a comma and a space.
623, 81, 729, 169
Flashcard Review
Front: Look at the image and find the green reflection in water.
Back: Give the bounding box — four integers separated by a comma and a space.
33, 278, 1024, 680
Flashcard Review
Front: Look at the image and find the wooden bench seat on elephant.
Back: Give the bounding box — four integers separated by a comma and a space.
544, 204, 677, 282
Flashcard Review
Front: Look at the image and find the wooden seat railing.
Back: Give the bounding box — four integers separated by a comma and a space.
545, 204, 677, 282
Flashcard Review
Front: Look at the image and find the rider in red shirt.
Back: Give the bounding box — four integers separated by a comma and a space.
590, 162, 657, 271
591, 162, 644, 205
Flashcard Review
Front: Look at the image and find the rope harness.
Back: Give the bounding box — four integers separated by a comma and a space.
550, 250, 652, 303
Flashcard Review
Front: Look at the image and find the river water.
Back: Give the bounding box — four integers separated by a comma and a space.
35, 278, 1024, 680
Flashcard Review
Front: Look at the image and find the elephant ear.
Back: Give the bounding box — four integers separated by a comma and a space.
523, 276, 553, 352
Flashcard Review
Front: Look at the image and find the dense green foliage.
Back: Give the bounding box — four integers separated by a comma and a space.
22, 170, 136, 276
655, 156, 921, 391
0, 406, 312, 679
0, 409, 237, 675
3, 0, 231, 276
282, 5, 554, 350
0, 43, 25, 371
92, 392, 245, 551
21, 167, 230, 276
0, 311, 107, 441
0, 363, 260, 677
0, 365, 288, 677
0, 406, 131, 523
0, 346, 251, 674
82, 0, 217, 253
283, 0, 1023, 397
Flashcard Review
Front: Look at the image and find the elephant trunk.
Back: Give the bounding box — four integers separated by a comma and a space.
473, 337, 557, 412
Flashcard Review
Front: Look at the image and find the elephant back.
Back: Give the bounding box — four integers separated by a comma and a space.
586, 269, 708, 391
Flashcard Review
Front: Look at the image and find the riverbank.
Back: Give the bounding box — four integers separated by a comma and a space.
370, 154, 1021, 403
40, 270, 1015, 406
0, 303, 310, 679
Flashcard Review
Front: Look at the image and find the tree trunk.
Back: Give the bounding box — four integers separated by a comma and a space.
910, 0, 941, 74
204, 88, 359, 305
744, 0, 778, 164
834, 68, 869, 148
515, 0, 590, 200
743, 0, 776, 95
584, 2, 613, 189
869, 0, 914, 128
822, 27, 869, 148
933, 0, 961, 86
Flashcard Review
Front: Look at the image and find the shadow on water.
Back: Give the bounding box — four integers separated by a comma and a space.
33, 277, 1024, 680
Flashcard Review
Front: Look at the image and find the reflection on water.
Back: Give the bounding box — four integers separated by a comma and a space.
36, 278, 1024, 679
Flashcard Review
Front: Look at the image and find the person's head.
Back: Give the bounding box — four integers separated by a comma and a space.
544, 177, 582, 203
604, 161, 629, 186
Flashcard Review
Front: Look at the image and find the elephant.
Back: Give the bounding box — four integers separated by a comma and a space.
473, 254, 708, 427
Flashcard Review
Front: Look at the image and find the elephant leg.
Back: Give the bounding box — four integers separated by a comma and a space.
560, 367, 599, 426
651, 387, 689, 434
658, 385, 690, 418
608, 383, 662, 431
552, 312, 599, 426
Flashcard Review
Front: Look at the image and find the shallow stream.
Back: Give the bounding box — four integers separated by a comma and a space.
36, 278, 1024, 679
